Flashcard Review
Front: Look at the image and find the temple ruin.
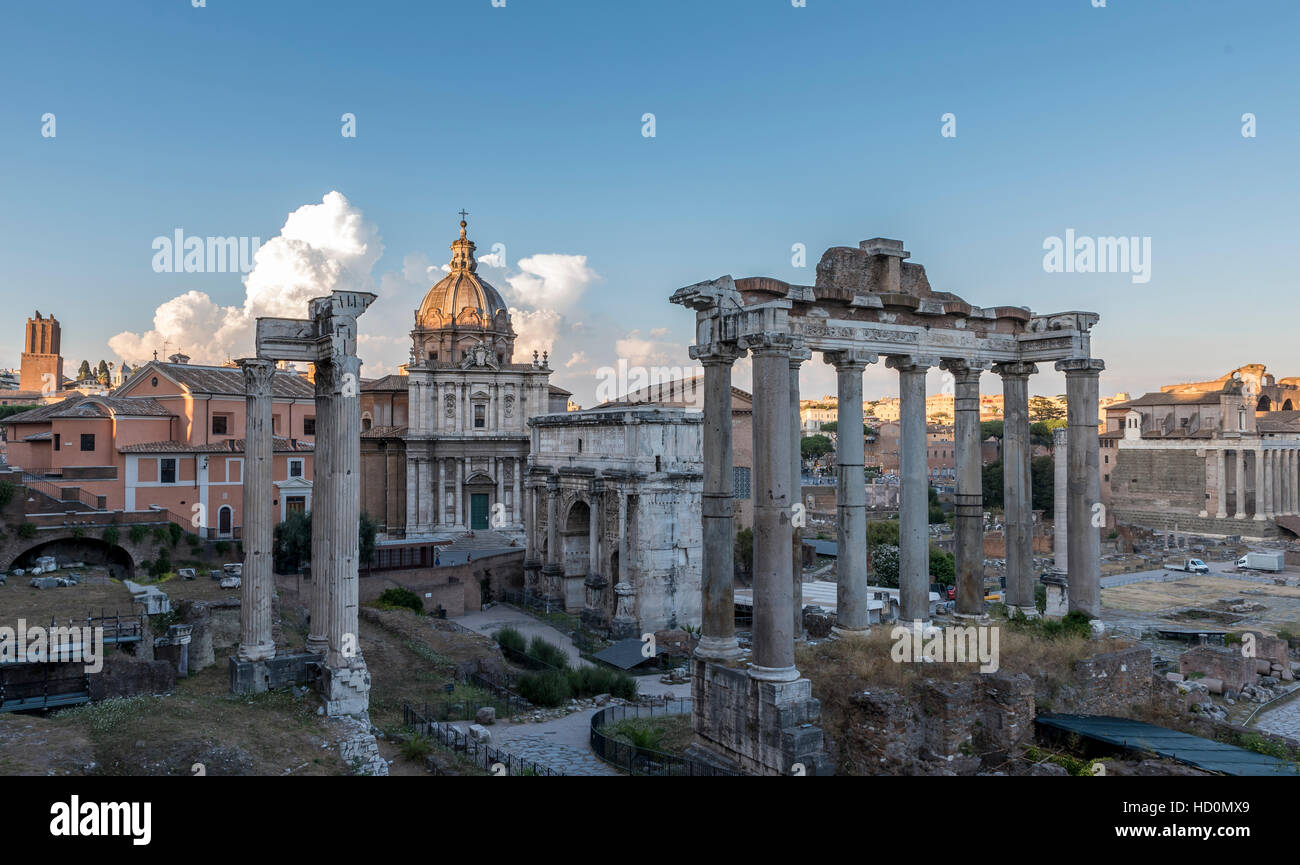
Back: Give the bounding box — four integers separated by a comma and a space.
671, 237, 1105, 775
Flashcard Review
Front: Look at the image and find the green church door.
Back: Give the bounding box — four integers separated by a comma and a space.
470, 494, 490, 530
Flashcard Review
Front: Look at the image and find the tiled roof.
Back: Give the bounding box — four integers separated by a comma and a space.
1257, 411, 1300, 433
361, 425, 406, 439
362, 374, 410, 392
119, 436, 314, 454
1110, 391, 1224, 409
548, 383, 572, 396
122, 362, 314, 399
0, 394, 174, 424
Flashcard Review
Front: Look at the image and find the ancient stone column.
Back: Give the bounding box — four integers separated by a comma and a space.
1215, 449, 1228, 519
693, 345, 743, 661
512, 458, 522, 526
742, 332, 798, 682
236, 358, 276, 662
542, 473, 564, 606
826, 349, 875, 634
1235, 448, 1247, 519
1263, 449, 1275, 520
305, 361, 334, 656
1057, 358, 1105, 619
1287, 450, 1296, 515
588, 476, 602, 576
789, 345, 811, 639
945, 360, 985, 618
889, 355, 932, 624
320, 355, 364, 672
1253, 448, 1267, 521
438, 459, 446, 527
996, 361, 1036, 616
1052, 426, 1069, 573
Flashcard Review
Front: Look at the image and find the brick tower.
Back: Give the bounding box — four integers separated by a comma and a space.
20, 311, 63, 394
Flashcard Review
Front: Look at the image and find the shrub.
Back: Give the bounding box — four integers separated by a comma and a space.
515, 670, 571, 707
564, 665, 639, 700
377, 587, 424, 614
608, 672, 638, 701
102, 525, 120, 546
151, 525, 169, 545
214, 540, 231, 557
17, 522, 36, 539
70, 526, 85, 539
400, 733, 432, 762
149, 547, 172, 579
129, 524, 148, 545
167, 521, 184, 547
526, 636, 570, 671
0, 479, 15, 510
495, 626, 527, 654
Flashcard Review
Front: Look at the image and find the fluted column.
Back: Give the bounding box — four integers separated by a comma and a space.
826, 349, 875, 633
1254, 447, 1267, 520
789, 345, 810, 639
1216, 449, 1228, 519
995, 361, 1036, 615
742, 332, 797, 681
1263, 449, 1275, 520
1052, 427, 1069, 571
693, 345, 744, 661
237, 358, 276, 662
889, 355, 934, 624
1235, 448, 1247, 519
1288, 450, 1297, 515
321, 355, 363, 670
542, 473, 564, 605
1057, 358, 1104, 619
945, 360, 986, 617
437, 459, 446, 526
306, 361, 334, 655
512, 458, 522, 526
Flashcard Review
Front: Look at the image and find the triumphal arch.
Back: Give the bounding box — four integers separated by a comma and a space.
672, 237, 1103, 775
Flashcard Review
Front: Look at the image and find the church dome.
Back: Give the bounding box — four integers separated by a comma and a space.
417, 219, 507, 328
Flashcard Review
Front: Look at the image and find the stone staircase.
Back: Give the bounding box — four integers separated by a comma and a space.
442, 530, 521, 552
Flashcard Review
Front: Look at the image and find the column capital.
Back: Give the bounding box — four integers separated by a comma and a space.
824, 348, 877, 370
939, 358, 989, 380
788, 343, 813, 366
237, 357, 277, 393
885, 354, 937, 373
690, 341, 746, 365
1055, 357, 1106, 376
546, 473, 561, 494
738, 331, 793, 355
992, 361, 1039, 378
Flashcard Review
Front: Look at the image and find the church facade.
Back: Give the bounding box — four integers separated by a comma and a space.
360, 219, 568, 539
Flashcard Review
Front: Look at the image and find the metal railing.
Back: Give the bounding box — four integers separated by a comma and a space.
19, 471, 106, 511
589, 698, 739, 776
402, 703, 564, 776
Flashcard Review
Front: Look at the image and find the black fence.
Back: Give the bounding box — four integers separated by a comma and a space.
500, 590, 568, 617
589, 698, 740, 776
402, 703, 564, 776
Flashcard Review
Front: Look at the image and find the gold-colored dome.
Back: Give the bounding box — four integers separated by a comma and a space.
416, 218, 507, 328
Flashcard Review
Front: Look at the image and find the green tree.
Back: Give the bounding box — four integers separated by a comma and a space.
1031, 454, 1055, 515
76, 360, 91, 381
0, 404, 40, 421
927, 486, 946, 524
980, 420, 1004, 441
929, 546, 955, 585
982, 460, 1004, 509
871, 544, 900, 587
360, 512, 377, 567
734, 527, 754, 583
801, 434, 833, 460
96, 360, 110, 384
1028, 396, 1065, 423
866, 519, 899, 550
273, 510, 312, 573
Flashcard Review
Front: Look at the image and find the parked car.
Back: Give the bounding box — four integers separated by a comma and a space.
1177, 558, 1209, 574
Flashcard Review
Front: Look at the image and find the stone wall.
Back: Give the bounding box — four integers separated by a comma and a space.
1068, 646, 1153, 715
357, 549, 524, 616
1179, 646, 1257, 694
89, 656, 177, 700
689, 659, 833, 776
842, 673, 1036, 774
178, 598, 241, 673
1111, 508, 1282, 539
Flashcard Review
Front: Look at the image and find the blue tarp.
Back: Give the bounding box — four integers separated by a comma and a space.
1037, 713, 1299, 776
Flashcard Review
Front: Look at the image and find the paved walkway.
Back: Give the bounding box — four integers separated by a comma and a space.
1252, 693, 1300, 741
450, 605, 693, 774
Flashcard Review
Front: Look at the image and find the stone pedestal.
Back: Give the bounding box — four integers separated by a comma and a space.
229, 651, 322, 694
1041, 571, 1069, 619
320, 662, 372, 717
690, 658, 833, 776
581, 573, 609, 633
610, 582, 638, 640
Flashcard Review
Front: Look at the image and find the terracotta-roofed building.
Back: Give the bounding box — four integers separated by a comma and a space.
2, 356, 316, 538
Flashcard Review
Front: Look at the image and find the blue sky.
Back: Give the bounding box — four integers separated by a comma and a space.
2, 0, 1298, 404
